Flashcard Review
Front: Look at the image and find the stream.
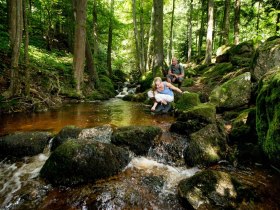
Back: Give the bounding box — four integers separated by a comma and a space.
0, 98, 279, 209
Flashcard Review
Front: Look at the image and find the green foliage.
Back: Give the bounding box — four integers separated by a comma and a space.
138, 71, 154, 92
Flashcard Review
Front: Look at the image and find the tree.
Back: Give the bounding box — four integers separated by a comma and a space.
146, 6, 154, 71
234, 0, 240, 45
9, 0, 23, 96
220, 0, 230, 45
107, 0, 114, 78
205, 0, 214, 64
167, 0, 175, 64
152, 0, 164, 76
23, 0, 30, 96
132, 0, 141, 74
72, 0, 87, 93
187, 0, 193, 62
198, 0, 206, 57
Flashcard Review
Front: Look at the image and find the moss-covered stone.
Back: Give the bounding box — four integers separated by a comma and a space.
256, 70, 280, 167
40, 139, 130, 186
177, 103, 216, 124
178, 170, 256, 209
209, 72, 251, 110
184, 123, 228, 167
0, 132, 52, 159
97, 76, 116, 99
175, 92, 201, 112
111, 125, 162, 155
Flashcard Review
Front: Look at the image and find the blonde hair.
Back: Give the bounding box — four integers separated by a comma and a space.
152, 77, 162, 90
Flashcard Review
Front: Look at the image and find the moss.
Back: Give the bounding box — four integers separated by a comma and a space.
175, 92, 201, 112
182, 78, 194, 87
256, 71, 280, 166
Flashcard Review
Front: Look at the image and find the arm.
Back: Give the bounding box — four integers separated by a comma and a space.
166, 82, 183, 93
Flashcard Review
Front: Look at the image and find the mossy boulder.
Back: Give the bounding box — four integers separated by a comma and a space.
209, 72, 251, 110
40, 139, 130, 186
170, 103, 216, 135
252, 37, 280, 81
0, 132, 52, 159
111, 126, 162, 155
97, 76, 116, 99
229, 40, 255, 67
175, 92, 201, 113
184, 123, 228, 167
178, 170, 256, 209
51, 125, 113, 151
256, 70, 280, 167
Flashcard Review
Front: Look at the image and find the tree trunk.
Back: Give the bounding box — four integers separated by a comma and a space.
107, 0, 114, 78
198, 0, 206, 57
187, 0, 193, 62
92, 0, 99, 88
152, 0, 164, 77
73, 0, 87, 93
139, 0, 145, 74
234, 0, 240, 45
146, 6, 155, 71
256, 0, 262, 37
132, 0, 141, 74
277, 12, 280, 34
23, 0, 30, 96
221, 0, 230, 45
204, 0, 214, 64
85, 35, 99, 89
167, 0, 175, 65
9, 0, 23, 96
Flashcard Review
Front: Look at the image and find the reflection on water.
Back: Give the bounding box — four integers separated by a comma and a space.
0, 98, 174, 136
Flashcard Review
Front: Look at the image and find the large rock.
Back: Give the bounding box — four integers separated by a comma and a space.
178, 170, 255, 209
209, 72, 251, 110
184, 123, 228, 167
40, 139, 130, 186
170, 103, 216, 135
228, 41, 255, 67
256, 70, 280, 167
174, 92, 201, 113
252, 37, 280, 81
0, 131, 52, 159
51, 125, 113, 151
111, 126, 162, 155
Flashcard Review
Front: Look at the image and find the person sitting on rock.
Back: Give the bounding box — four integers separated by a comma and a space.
166, 57, 184, 89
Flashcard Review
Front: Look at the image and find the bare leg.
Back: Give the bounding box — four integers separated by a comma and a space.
151, 102, 158, 111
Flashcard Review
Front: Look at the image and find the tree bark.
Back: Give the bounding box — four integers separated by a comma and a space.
152, 0, 164, 76
198, 0, 206, 57
221, 0, 230, 45
146, 6, 155, 71
73, 0, 87, 93
277, 12, 280, 34
167, 0, 175, 65
9, 0, 23, 96
132, 0, 141, 74
234, 0, 240, 45
23, 0, 30, 96
204, 0, 214, 64
107, 0, 114, 78
187, 0, 193, 62
139, 0, 145, 74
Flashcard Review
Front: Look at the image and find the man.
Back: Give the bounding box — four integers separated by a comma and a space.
166, 57, 184, 88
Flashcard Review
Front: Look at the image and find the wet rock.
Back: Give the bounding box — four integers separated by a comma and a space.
178, 170, 256, 209
256, 70, 280, 167
111, 126, 162, 155
40, 139, 130, 186
51, 125, 113, 151
252, 37, 280, 81
209, 72, 251, 111
184, 123, 228, 167
0, 131, 52, 159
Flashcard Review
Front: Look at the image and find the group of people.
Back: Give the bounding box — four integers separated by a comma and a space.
148, 57, 184, 113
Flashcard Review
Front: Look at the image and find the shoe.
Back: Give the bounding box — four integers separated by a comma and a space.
162, 103, 172, 113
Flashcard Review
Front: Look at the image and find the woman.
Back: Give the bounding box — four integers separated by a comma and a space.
150, 77, 183, 112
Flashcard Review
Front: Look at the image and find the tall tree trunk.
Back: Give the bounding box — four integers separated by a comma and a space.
187, 0, 193, 62
256, 0, 262, 37
139, 0, 145, 74
107, 0, 114, 78
73, 0, 87, 93
146, 6, 154, 71
85, 35, 99, 89
23, 0, 30, 96
9, 0, 23, 96
152, 0, 164, 77
277, 12, 280, 34
198, 0, 206, 57
234, 0, 240, 45
221, 0, 230, 45
167, 0, 175, 65
92, 0, 99, 88
204, 0, 214, 64
132, 0, 141, 74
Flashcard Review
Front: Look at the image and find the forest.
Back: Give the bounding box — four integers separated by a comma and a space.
0, 0, 279, 112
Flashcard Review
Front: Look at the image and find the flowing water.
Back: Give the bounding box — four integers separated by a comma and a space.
0, 99, 200, 209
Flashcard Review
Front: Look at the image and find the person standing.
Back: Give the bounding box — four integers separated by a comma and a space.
166, 57, 184, 88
